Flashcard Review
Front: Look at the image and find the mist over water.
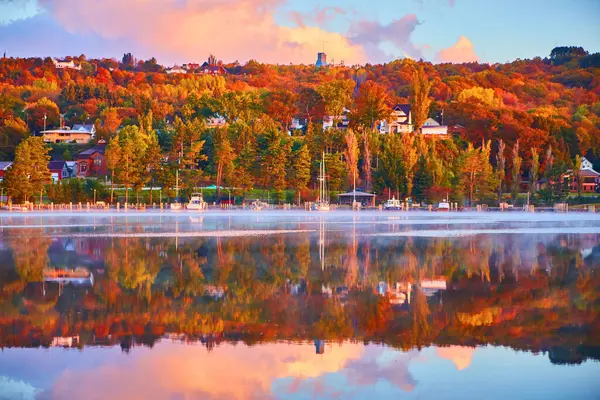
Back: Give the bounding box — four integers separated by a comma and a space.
0, 212, 599, 399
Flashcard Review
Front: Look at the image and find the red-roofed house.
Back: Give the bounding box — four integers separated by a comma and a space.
74, 141, 107, 177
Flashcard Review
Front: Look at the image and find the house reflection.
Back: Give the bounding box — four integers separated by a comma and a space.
377, 279, 447, 306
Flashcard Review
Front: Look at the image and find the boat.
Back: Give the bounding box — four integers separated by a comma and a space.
186, 193, 206, 210
437, 201, 450, 211
384, 197, 402, 210
313, 152, 330, 211
250, 200, 266, 211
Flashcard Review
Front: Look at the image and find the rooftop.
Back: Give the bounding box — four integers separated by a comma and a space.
337, 190, 377, 197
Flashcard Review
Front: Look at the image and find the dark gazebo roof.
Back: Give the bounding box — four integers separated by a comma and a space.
337, 190, 376, 197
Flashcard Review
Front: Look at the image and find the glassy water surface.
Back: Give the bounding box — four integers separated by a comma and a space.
0, 211, 599, 399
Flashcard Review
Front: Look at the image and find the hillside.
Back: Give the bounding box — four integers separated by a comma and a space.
0, 46, 598, 204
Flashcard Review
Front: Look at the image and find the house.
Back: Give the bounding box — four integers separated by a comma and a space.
166, 66, 188, 74
183, 63, 200, 71
448, 124, 466, 136
41, 124, 95, 144
206, 115, 227, 128
48, 161, 70, 182
421, 118, 449, 135
0, 161, 13, 180
199, 63, 227, 75
52, 58, 81, 70
567, 157, 599, 193
379, 104, 412, 134
289, 117, 306, 134
323, 108, 350, 131
74, 140, 107, 177
316, 52, 328, 67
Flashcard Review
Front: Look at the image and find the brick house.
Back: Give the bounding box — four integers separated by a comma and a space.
74, 141, 107, 177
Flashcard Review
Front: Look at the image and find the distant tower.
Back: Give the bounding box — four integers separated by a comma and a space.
316, 52, 328, 67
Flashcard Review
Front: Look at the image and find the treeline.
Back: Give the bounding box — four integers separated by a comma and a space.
0, 47, 599, 204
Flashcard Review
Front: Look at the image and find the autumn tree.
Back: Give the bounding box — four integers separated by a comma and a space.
289, 143, 311, 202
297, 87, 324, 124
343, 130, 360, 189
0, 117, 29, 151
361, 129, 380, 191
99, 107, 122, 138
106, 125, 149, 204
410, 66, 432, 133
511, 141, 522, 200
324, 153, 346, 192
233, 141, 256, 199
352, 81, 391, 130
375, 133, 406, 198
265, 89, 298, 132
574, 155, 583, 198
27, 97, 60, 132
105, 138, 121, 203
400, 132, 419, 196
412, 156, 433, 203
496, 139, 506, 201
214, 127, 236, 202
3, 137, 50, 203
529, 148, 539, 199
459, 141, 498, 205
260, 129, 291, 201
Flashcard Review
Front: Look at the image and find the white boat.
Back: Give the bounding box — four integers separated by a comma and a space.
384, 197, 402, 210
313, 152, 330, 211
437, 201, 450, 211
170, 202, 183, 210
186, 193, 206, 210
250, 200, 266, 211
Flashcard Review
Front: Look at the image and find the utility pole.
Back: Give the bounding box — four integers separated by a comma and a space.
43, 113, 47, 132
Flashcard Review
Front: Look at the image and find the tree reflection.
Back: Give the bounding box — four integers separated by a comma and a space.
0, 231, 598, 365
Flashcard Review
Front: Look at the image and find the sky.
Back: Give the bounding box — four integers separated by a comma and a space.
0, 0, 599, 66
1, 342, 599, 399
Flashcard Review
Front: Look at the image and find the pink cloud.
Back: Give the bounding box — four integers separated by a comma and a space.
315, 6, 347, 26
38, 0, 367, 65
436, 36, 479, 63
436, 346, 475, 370
349, 14, 423, 61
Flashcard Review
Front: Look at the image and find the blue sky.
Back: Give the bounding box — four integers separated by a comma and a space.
0, 0, 598, 65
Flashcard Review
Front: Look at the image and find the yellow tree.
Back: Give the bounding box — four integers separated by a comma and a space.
511, 140, 522, 200
400, 132, 419, 196
3, 136, 50, 203
343, 129, 360, 189
459, 141, 498, 205
410, 66, 432, 133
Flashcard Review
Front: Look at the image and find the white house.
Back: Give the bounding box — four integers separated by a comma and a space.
379, 104, 412, 134
421, 118, 449, 135
323, 108, 350, 131
166, 66, 188, 74
52, 58, 81, 70
41, 124, 95, 144
206, 115, 227, 128
290, 117, 305, 131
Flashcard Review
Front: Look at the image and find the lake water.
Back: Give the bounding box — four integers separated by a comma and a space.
0, 211, 599, 399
